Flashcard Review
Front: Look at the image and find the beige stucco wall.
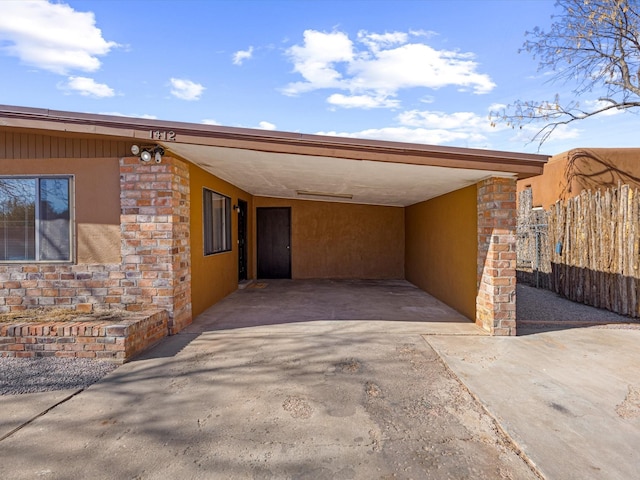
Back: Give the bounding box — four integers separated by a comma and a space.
189, 164, 253, 318
518, 148, 640, 209
0, 157, 121, 264
253, 197, 405, 279
404, 185, 477, 320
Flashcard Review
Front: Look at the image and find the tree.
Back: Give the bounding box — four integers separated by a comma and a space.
492, 0, 640, 147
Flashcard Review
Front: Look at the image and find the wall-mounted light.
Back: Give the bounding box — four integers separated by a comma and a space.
232, 204, 241, 213
131, 144, 165, 163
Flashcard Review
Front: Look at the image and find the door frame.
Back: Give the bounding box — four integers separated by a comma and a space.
256, 207, 291, 279
237, 199, 248, 282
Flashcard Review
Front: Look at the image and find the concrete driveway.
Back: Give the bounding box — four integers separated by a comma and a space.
0, 280, 538, 480
3, 280, 638, 479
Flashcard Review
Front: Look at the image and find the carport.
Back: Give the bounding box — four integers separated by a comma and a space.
0, 106, 547, 335
165, 124, 547, 335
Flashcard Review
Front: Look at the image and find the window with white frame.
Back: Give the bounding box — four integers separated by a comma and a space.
0, 177, 72, 262
203, 188, 231, 255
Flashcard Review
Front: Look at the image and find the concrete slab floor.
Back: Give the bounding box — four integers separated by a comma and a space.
186, 279, 484, 336
426, 327, 640, 480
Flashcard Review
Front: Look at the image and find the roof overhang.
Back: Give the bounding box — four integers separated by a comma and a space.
0, 105, 548, 207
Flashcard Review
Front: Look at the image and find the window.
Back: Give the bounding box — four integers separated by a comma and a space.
0, 177, 72, 262
203, 188, 231, 255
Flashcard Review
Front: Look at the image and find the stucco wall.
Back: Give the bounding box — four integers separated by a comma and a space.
189, 164, 253, 317
253, 197, 404, 279
0, 157, 121, 264
518, 148, 640, 209
404, 185, 477, 320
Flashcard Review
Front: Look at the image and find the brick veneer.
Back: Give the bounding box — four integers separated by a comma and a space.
477, 177, 517, 335
0, 156, 192, 335
0, 310, 168, 362
119, 156, 192, 334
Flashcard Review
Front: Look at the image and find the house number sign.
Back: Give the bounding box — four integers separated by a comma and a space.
149, 130, 176, 141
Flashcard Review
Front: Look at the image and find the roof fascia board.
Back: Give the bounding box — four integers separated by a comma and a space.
0, 104, 548, 175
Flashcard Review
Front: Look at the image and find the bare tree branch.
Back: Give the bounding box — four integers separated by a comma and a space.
491, 0, 640, 148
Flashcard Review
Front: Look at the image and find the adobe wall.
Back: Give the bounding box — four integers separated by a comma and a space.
518, 148, 640, 209
405, 185, 477, 321
253, 197, 405, 279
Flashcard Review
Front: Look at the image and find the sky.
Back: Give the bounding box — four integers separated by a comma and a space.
0, 0, 638, 156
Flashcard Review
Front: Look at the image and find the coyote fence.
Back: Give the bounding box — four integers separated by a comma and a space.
547, 185, 640, 318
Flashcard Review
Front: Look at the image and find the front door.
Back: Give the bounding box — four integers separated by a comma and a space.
257, 207, 291, 279
237, 199, 248, 281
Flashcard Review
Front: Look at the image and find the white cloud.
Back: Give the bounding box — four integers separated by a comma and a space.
508, 123, 581, 147
283, 29, 495, 107
169, 78, 205, 101
61, 76, 115, 97
397, 109, 493, 131
233, 46, 254, 65
327, 93, 400, 109
258, 121, 276, 130
583, 99, 624, 116
282, 30, 354, 95
101, 112, 157, 119
0, 0, 118, 74
316, 106, 509, 146
316, 126, 487, 146
202, 119, 221, 125
357, 31, 408, 53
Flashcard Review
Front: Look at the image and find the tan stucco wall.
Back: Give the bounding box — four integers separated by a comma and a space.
0, 157, 121, 264
253, 197, 404, 279
405, 185, 477, 320
518, 148, 640, 209
189, 164, 253, 317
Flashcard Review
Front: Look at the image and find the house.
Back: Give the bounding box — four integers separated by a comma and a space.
0, 105, 548, 336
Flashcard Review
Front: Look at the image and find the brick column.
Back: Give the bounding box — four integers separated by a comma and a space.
120, 156, 192, 334
477, 177, 517, 335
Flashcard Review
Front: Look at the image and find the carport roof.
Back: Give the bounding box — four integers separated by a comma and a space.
0, 104, 548, 206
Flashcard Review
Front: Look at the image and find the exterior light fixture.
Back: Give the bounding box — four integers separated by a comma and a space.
131, 144, 165, 163
154, 146, 164, 163
140, 150, 152, 162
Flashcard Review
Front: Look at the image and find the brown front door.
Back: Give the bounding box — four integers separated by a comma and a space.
257, 207, 291, 279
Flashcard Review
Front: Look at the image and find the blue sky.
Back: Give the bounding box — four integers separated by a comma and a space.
0, 0, 637, 155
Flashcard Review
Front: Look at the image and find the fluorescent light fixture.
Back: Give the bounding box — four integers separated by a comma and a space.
296, 190, 353, 199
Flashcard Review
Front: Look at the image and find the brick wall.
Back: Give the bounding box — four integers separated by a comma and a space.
0, 310, 168, 362
0, 156, 192, 335
0, 264, 121, 312
477, 177, 517, 335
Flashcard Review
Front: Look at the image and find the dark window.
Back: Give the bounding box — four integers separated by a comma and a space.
0, 177, 72, 262
203, 188, 231, 255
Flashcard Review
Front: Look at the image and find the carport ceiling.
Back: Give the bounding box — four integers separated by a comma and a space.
171, 143, 521, 207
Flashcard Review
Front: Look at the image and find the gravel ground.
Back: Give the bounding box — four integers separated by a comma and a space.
0, 358, 118, 395
2, 285, 636, 396
516, 283, 639, 324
